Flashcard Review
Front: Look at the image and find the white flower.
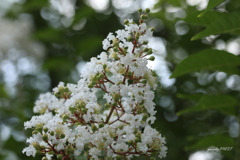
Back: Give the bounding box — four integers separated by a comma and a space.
22, 145, 36, 157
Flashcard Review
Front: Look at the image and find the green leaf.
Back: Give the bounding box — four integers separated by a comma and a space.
198, 0, 226, 17
192, 11, 240, 40
186, 134, 234, 150
177, 94, 238, 116
35, 28, 63, 42
170, 49, 240, 78
22, 0, 49, 12
185, 11, 225, 27
177, 93, 203, 101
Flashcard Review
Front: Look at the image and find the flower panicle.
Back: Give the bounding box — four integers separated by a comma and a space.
23, 9, 167, 160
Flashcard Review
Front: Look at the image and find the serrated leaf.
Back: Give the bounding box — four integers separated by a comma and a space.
192, 11, 240, 40
170, 49, 240, 78
198, 0, 226, 17
186, 134, 234, 150
185, 11, 225, 27
177, 95, 238, 116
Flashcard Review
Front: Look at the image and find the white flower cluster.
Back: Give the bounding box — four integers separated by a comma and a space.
23, 9, 167, 160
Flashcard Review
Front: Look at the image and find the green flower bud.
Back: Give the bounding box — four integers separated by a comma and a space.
69, 107, 76, 114
43, 127, 48, 133
103, 64, 107, 69
148, 56, 155, 61
113, 47, 118, 52
81, 108, 87, 113
135, 137, 141, 142
104, 103, 111, 109
75, 122, 82, 126
142, 114, 149, 121
138, 8, 143, 13
66, 145, 74, 155
143, 41, 148, 45
42, 134, 48, 142
32, 130, 38, 135
48, 151, 54, 155
42, 157, 48, 160
147, 49, 153, 55
127, 37, 134, 42
99, 123, 105, 128
143, 48, 149, 52
113, 94, 121, 102
60, 134, 65, 139
32, 142, 41, 150
145, 8, 150, 13
124, 19, 129, 25
97, 73, 104, 80
140, 14, 148, 20
62, 114, 69, 121
88, 83, 94, 88
151, 27, 155, 32
91, 124, 97, 132
35, 123, 43, 133
50, 131, 54, 136
128, 140, 134, 145
57, 155, 63, 160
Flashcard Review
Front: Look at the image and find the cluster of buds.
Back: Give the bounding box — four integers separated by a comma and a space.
23, 9, 167, 160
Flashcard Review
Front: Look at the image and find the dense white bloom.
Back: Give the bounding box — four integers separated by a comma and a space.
23, 14, 167, 160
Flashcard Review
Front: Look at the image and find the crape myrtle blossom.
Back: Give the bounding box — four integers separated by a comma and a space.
23, 8, 167, 160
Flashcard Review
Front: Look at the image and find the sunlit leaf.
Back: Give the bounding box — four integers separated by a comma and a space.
185, 11, 225, 27
170, 49, 240, 78
198, 0, 226, 17
192, 11, 240, 40
177, 94, 238, 116
186, 134, 234, 150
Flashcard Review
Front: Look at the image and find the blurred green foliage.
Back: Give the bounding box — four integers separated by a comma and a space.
0, 0, 240, 160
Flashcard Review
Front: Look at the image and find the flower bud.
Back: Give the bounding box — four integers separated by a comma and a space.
43, 127, 48, 133
99, 123, 105, 128
91, 124, 97, 132
48, 151, 54, 155
50, 131, 55, 136
145, 8, 150, 13
113, 47, 118, 52
62, 114, 69, 121
147, 48, 153, 55
42, 157, 48, 160
32, 142, 41, 150
127, 37, 134, 42
138, 8, 142, 13
103, 64, 107, 69
148, 56, 155, 61
140, 14, 148, 20
124, 19, 129, 25
42, 134, 48, 142
142, 41, 148, 45
60, 134, 65, 139
143, 47, 149, 52
57, 155, 63, 160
